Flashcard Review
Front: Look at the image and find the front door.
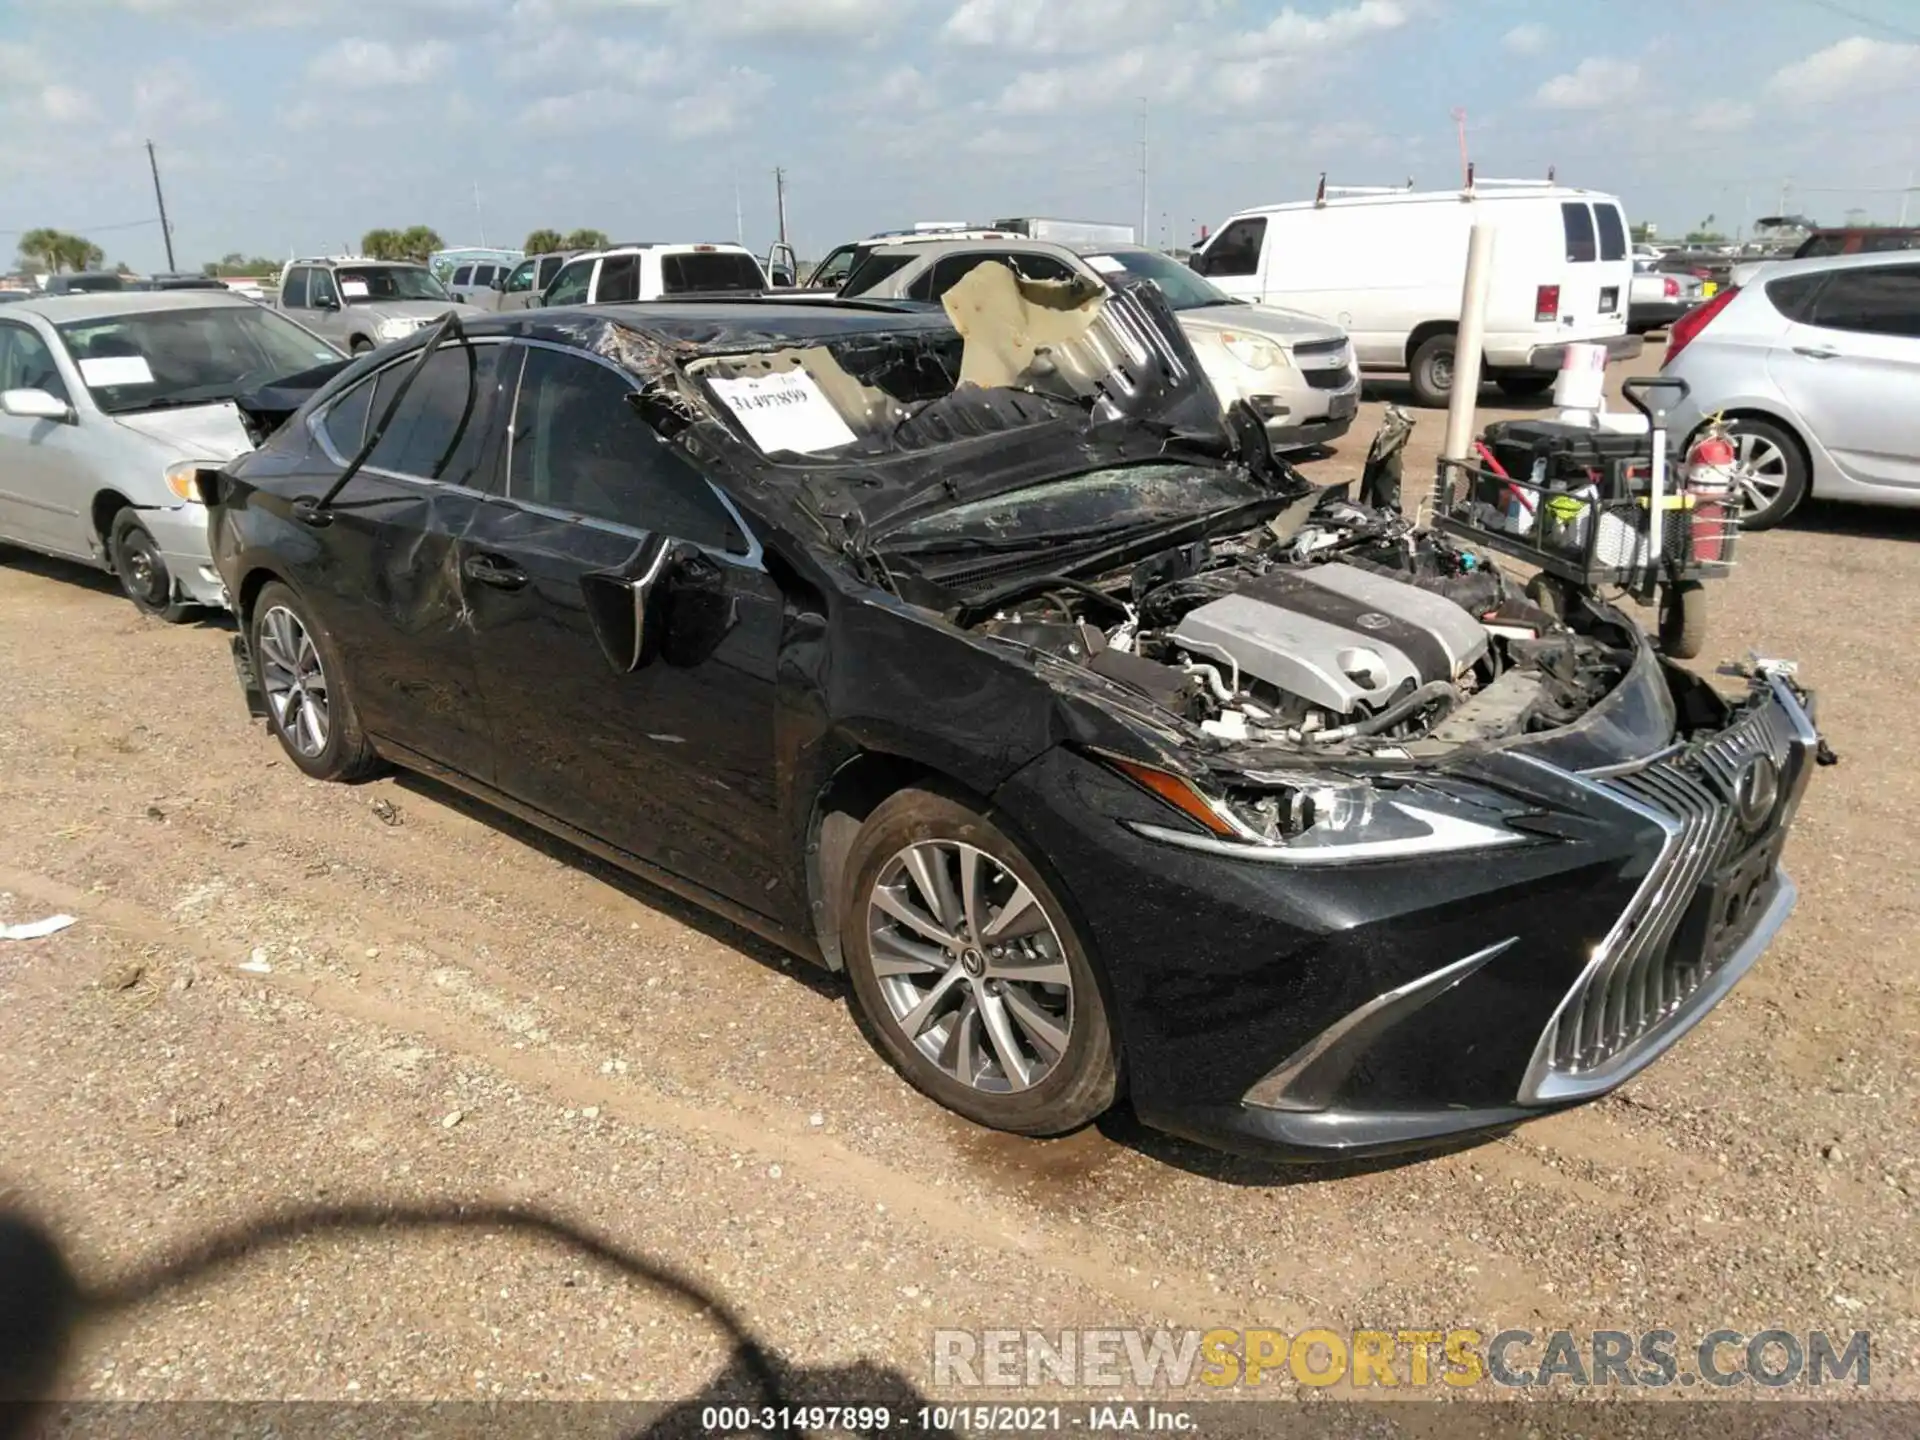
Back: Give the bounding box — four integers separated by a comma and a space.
0, 319, 92, 556
1771, 262, 1920, 493
286, 338, 515, 781
460, 341, 789, 914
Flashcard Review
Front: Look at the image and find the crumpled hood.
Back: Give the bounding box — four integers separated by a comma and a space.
1179, 303, 1348, 348
113, 403, 255, 462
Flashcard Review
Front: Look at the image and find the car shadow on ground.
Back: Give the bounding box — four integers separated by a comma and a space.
384, 770, 842, 1002
1359, 378, 1558, 414
0, 1204, 960, 1439
0, 546, 236, 631
1784, 499, 1920, 543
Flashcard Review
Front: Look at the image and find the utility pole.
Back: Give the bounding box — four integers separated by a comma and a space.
1901, 170, 1915, 227
146, 139, 176, 273
773, 167, 789, 248
472, 181, 487, 248
1451, 107, 1469, 186
1137, 99, 1149, 247
734, 176, 745, 246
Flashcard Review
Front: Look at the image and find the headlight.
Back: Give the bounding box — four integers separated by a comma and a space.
375, 317, 415, 341
1102, 756, 1529, 866
1218, 332, 1288, 371
164, 460, 218, 504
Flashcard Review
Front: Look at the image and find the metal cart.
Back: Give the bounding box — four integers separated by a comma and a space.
1430, 376, 1734, 658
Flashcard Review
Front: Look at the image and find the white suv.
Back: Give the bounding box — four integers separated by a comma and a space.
538, 243, 768, 307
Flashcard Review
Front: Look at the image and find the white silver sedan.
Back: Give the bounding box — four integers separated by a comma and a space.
1660, 250, 1920, 529
0, 292, 342, 617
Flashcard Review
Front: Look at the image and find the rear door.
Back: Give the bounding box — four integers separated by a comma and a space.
1770, 262, 1920, 491
1555, 200, 1630, 338
290, 340, 515, 779
461, 341, 789, 910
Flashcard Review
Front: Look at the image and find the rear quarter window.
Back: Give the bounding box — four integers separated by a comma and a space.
1764, 272, 1826, 324
1595, 205, 1627, 262
1562, 203, 1598, 263
661, 253, 765, 295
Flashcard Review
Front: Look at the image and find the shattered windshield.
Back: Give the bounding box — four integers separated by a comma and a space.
885, 464, 1268, 547
1084, 250, 1237, 310
333, 266, 450, 304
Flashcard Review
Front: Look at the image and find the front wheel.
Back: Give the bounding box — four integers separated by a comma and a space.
1408, 332, 1458, 408
248, 581, 380, 782
108, 510, 195, 622
840, 789, 1119, 1137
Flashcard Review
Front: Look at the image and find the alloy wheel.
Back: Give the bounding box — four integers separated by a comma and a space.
1729, 431, 1791, 516
258, 605, 331, 758
865, 840, 1073, 1095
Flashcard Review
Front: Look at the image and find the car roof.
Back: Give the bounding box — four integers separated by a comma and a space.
1742, 248, 1920, 280
1226, 184, 1618, 218
866, 236, 1083, 262
449, 301, 952, 351
6, 291, 260, 322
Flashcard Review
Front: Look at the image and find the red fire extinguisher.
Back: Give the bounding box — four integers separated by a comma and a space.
1683, 420, 1738, 564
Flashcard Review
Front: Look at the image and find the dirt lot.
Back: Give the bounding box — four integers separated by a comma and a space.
1, 358, 1916, 1418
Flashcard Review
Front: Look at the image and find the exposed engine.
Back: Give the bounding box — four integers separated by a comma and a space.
966, 496, 1633, 754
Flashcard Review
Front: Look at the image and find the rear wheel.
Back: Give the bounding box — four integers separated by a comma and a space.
840, 789, 1119, 1137
1721, 417, 1808, 531
1408, 332, 1458, 408
108, 510, 195, 622
249, 581, 380, 782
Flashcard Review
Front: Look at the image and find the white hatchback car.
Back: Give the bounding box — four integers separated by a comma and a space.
1660, 250, 1920, 529
0, 292, 342, 616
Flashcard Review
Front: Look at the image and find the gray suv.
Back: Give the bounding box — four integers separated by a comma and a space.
274, 258, 483, 354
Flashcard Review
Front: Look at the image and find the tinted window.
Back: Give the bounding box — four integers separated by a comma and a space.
504, 260, 536, 294
1807, 265, 1920, 338
1195, 218, 1266, 277
659, 252, 764, 294
839, 251, 914, 296
508, 345, 740, 550
1562, 203, 1597, 263
453, 265, 473, 287
309, 267, 339, 308
1796, 234, 1845, 258
545, 258, 593, 306
281, 267, 310, 308
0, 323, 69, 402
1764, 273, 1825, 323
1595, 204, 1627, 262
364, 343, 508, 484
538, 255, 566, 288
810, 246, 857, 288
1863, 232, 1920, 254
595, 253, 641, 304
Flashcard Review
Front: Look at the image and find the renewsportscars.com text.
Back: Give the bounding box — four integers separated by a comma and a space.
932, 1327, 1871, 1390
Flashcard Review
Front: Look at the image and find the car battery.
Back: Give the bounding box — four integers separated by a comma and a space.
1482, 419, 1651, 499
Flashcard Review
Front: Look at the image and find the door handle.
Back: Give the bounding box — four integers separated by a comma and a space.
461, 554, 528, 590
1792, 346, 1840, 360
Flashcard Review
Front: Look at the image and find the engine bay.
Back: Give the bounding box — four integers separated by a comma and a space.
964, 494, 1635, 756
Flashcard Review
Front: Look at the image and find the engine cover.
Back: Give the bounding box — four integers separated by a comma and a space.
1169, 562, 1488, 715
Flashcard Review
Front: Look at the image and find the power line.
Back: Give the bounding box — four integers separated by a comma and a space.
1791, 0, 1920, 44
0, 218, 163, 237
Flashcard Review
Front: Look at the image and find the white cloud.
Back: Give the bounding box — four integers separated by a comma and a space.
667, 66, 773, 137
1241, 0, 1407, 54
311, 38, 453, 88
64, 0, 479, 24
1533, 56, 1641, 110
995, 46, 1195, 115
941, 0, 1194, 54
1767, 36, 1919, 105
133, 63, 225, 126
1502, 23, 1548, 55
1688, 99, 1755, 133
0, 40, 43, 85
38, 84, 99, 122
497, 31, 674, 88
871, 64, 935, 109
702, 0, 903, 42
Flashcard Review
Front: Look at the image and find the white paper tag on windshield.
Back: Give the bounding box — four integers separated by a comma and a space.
340, 280, 369, 298
1084, 254, 1127, 275
78, 356, 154, 387
707, 370, 857, 455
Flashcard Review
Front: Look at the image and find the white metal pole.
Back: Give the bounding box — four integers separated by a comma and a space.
1440, 222, 1497, 464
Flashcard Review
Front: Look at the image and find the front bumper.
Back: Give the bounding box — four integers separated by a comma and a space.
139, 502, 230, 608
1251, 373, 1362, 452
993, 672, 1819, 1160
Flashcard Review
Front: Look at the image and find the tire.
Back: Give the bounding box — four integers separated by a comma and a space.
839, 788, 1119, 1137
1524, 572, 1569, 622
349, 338, 374, 356
1495, 372, 1555, 399
107, 510, 195, 622
1659, 581, 1709, 660
1408, 332, 1458, 408
1721, 416, 1808, 531
248, 581, 380, 782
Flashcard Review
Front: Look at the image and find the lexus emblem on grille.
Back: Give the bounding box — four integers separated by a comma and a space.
1732, 755, 1780, 830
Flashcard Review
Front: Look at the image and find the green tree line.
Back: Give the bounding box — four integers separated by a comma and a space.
523, 228, 609, 255
15, 228, 106, 274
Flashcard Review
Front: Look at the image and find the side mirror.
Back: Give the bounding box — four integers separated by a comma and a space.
579, 538, 733, 674
0, 388, 73, 423
314, 294, 340, 311
491, 277, 506, 290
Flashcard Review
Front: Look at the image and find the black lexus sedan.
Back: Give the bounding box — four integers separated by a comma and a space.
203, 269, 1827, 1159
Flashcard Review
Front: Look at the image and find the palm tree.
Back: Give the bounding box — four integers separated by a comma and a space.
396, 226, 443, 262
360, 229, 401, 260
17, 228, 67, 273
523, 228, 565, 255
563, 228, 609, 252
54, 234, 103, 272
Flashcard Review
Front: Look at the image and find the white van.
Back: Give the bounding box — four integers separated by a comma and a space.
1193, 179, 1641, 406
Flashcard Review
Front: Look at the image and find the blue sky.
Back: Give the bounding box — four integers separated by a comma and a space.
4, 0, 1919, 271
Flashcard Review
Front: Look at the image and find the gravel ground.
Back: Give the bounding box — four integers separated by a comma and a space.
1, 357, 1915, 1423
